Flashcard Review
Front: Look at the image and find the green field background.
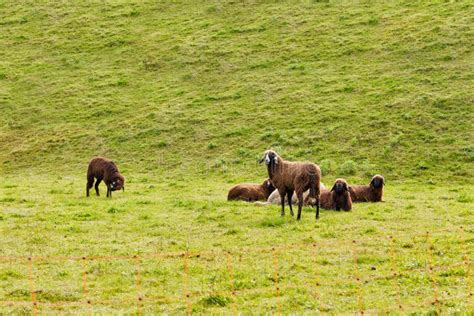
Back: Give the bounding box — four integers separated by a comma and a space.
0, 1, 473, 314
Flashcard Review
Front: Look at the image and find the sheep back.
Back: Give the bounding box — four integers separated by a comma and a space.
87, 157, 125, 189
349, 186, 381, 202
227, 179, 275, 202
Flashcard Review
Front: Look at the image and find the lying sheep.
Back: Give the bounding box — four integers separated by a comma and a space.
227, 179, 275, 202
260, 150, 321, 220
349, 175, 384, 202
320, 178, 352, 211
266, 183, 326, 205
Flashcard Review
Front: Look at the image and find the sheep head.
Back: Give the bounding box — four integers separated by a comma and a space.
331, 178, 349, 194
259, 150, 279, 164
111, 175, 125, 192
259, 150, 280, 177
331, 179, 349, 194
370, 175, 385, 189
263, 178, 276, 191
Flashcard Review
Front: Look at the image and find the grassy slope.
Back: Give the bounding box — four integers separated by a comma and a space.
1, 1, 473, 180
0, 1, 473, 314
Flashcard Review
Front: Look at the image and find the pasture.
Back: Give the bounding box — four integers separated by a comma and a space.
1, 174, 473, 314
0, 0, 473, 314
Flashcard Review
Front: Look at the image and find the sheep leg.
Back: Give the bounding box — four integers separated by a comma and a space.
280, 191, 286, 217
86, 173, 95, 197
86, 179, 93, 197
287, 190, 294, 216
86, 183, 92, 197
94, 178, 102, 196
315, 197, 320, 220
296, 191, 304, 221
106, 183, 111, 198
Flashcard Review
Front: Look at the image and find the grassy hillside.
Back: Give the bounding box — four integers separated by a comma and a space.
1, 1, 473, 314
1, 1, 472, 181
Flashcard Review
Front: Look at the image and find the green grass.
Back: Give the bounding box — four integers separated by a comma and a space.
0, 177, 472, 314
0, 0, 473, 314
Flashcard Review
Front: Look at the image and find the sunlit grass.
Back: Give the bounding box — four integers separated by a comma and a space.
0, 0, 473, 313
0, 175, 472, 313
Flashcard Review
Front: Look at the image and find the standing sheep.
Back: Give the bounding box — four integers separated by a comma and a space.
319, 178, 352, 211
259, 150, 321, 220
86, 157, 125, 198
349, 175, 384, 202
227, 179, 275, 202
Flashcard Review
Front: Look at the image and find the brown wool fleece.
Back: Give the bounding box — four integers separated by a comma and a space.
319, 179, 352, 211
261, 150, 321, 220
227, 178, 276, 202
86, 157, 125, 197
349, 175, 384, 202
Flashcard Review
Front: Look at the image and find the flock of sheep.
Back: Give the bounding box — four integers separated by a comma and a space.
228, 150, 385, 220
84, 151, 384, 221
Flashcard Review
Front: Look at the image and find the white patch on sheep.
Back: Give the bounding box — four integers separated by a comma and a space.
265, 154, 271, 164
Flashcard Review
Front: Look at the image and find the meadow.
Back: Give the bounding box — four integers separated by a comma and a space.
1, 1, 473, 314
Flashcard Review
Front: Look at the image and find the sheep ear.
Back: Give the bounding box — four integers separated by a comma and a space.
330, 184, 335, 192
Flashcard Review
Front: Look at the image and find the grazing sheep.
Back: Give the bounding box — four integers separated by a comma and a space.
266, 183, 326, 206
320, 179, 352, 211
349, 175, 384, 202
227, 179, 276, 202
86, 157, 125, 198
259, 150, 321, 220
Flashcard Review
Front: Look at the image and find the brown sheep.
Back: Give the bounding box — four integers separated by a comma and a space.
319, 179, 352, 211
259, 150, 321, 220
349, 175, 384, 202
86, 157, 125, 198
227, 179, 276, 202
